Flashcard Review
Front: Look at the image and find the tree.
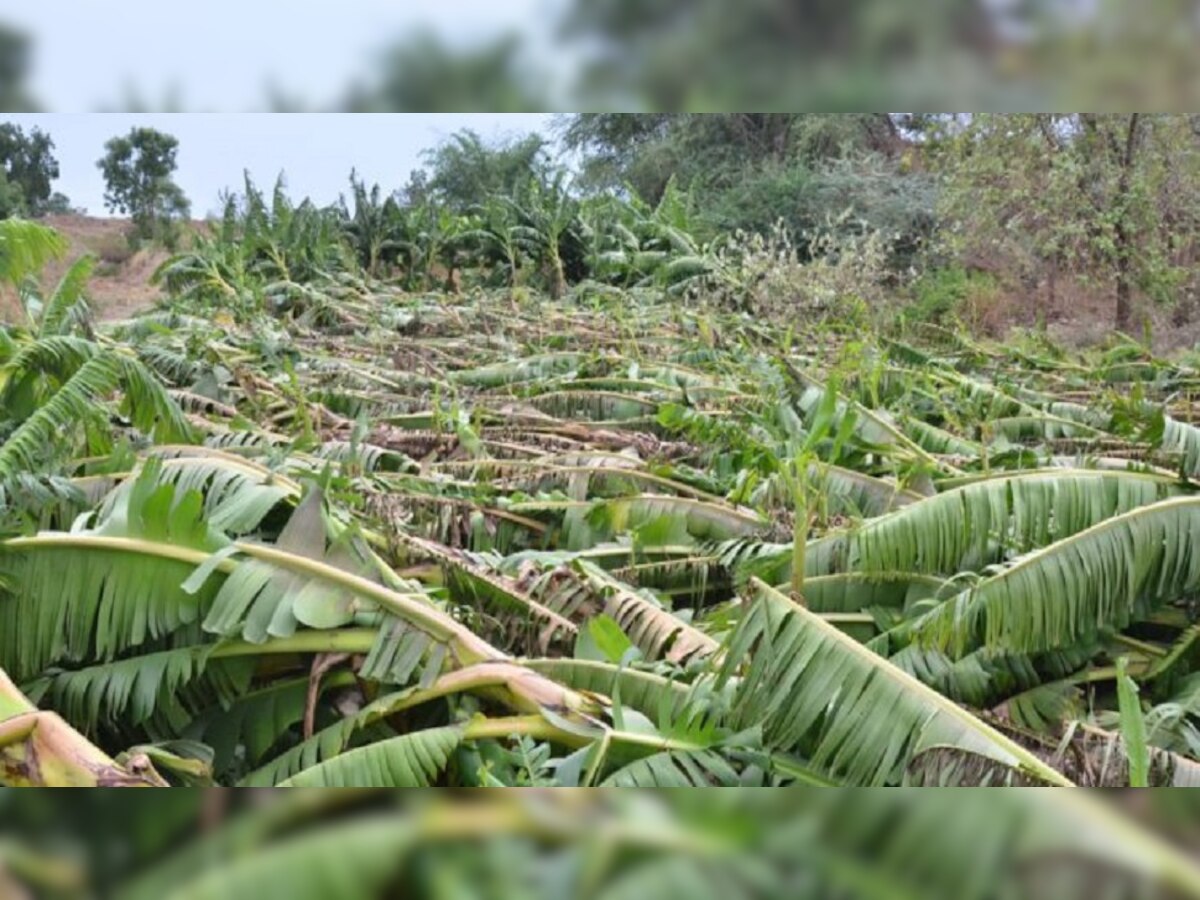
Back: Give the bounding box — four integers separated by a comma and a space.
502, 172, 581, 299
935, 114, 1200, 332
339, 171, 406, 277
561, 114, 933, 264
563, 114, 907, 202
0, 124, 61, 216
42, 191, 76, 215
556, 113, 675, 197
0, 168, 21, 219
559, 1, 1006, 110
340, 31, 548, 112
97, 127, 191, 240
0, 25, 36, 111
420, 129, 551, 213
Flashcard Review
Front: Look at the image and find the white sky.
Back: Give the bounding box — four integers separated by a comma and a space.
5, 1, 559, 111
1, 113, 559, 216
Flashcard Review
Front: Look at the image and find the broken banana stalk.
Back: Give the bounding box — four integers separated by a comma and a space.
0, 667, 166, 787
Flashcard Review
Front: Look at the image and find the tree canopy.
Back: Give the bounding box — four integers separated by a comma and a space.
0, 24, 36, 112
97, 127, 190, 240
935, 114, 1200, 332
340, 32, 549, 113
417, 129, 552, 212
560, 114, 934, 266
0, 123, 62, 217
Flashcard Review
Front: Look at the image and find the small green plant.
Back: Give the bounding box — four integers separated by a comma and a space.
89, 228, 136, 267
905, 266, 972, 325
1117, 656, 1150, 787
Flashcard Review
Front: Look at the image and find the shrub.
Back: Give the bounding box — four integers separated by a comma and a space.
903, 266, 998, 327
89, 229, 135, 266
704, 153, 937, 272
718, 219, 891, 324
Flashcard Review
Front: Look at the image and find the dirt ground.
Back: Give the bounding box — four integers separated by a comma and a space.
943, 272, 1200, 355
0, 215, 187, 324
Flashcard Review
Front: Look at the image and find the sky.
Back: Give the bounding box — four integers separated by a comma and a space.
2, 114, 559, 217
5, 1, 558, 111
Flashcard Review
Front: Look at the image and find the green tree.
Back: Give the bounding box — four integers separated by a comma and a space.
420, 129, 551, 213
340, 31, 547, 112
0, 123, 61, 216
559, 2, 1006, 109
563, 114, 907, 202
503, 172, 581, 299
42, 191, 75, 214
556, 113, 674, 197
0, 167, 22, 218
339, 171, 405, 277
561, 114, 932, 264
0, 24, 36, 111
97, 127, 191, 241
935, 114, 1200, 332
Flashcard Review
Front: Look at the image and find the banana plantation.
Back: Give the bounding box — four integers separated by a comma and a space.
4, 171, 1200, 814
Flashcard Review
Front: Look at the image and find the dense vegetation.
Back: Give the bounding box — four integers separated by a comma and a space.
0, 122, 70, 219
9, 113, 1200, 338
8, 125, 1200, 884
7, 791, 1200, 899
4, 147, 1200, 805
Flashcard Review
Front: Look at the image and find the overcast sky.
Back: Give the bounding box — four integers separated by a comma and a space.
2, 114, 559, 217
5, 1, 557, 111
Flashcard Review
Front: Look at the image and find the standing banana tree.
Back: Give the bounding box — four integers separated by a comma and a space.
339, 172, 406, 279
460, 194, 535, 290
502, 173, 583, 299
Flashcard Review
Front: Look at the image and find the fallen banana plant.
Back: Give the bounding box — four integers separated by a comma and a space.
0, 666, 166, 787
7, 211, 1200, 794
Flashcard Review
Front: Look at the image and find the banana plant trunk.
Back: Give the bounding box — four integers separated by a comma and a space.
0, 667, 165, 787
549, 251, 566, 300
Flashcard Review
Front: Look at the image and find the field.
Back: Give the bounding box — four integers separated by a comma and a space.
4, 202, 1200, 791
8, 184, 1200, 887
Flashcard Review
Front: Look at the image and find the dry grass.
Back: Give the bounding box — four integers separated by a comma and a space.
0, 215, 206, 324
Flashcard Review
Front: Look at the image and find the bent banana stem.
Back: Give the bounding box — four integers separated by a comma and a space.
0, 667, 166, 787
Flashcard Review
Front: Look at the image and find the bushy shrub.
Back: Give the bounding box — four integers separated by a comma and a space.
89, 229, 135, 266
903, 266, 999, 327
719, 219, 891, 323
702, 153, 937, 273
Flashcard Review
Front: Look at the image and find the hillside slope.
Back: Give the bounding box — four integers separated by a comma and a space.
0, 215, 173, 323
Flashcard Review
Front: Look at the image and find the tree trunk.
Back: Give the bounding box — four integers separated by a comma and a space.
1115, 234, 1133, 333
1047, 255, 1058, 320
508, 248, 520, 289
548, 253, 566, 300
1113, 114, 1142, 334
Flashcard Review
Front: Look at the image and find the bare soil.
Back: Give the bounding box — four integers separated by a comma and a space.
959, 274, 1200, 355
